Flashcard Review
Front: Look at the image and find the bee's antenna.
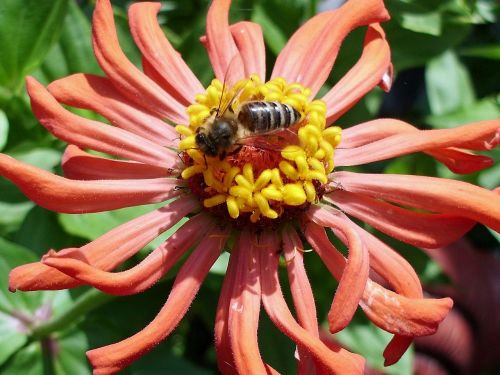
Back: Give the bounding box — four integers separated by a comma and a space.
216, 55, 238, 117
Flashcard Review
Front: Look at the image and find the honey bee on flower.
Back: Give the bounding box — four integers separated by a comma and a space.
0, 0, 498, 374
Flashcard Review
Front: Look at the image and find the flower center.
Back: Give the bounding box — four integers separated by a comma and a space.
176, 76, 341, 224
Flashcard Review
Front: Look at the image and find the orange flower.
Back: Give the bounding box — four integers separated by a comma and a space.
1, 0, 499, 374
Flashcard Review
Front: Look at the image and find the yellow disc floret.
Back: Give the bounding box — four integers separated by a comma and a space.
177, 76, 341, 223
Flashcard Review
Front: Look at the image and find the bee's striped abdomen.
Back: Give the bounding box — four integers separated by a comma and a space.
238, 102, 300, 133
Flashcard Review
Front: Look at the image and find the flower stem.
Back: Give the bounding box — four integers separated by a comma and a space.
30, 289, 115, 339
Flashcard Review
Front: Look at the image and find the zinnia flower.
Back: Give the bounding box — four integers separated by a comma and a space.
1, 0, 499, 374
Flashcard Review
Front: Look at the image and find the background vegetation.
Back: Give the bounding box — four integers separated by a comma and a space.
0, 0, 498, 374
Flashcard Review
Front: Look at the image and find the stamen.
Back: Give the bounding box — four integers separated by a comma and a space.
176, 77, 341, 224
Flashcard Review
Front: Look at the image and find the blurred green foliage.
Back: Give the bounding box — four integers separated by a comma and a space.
0, 0, 498, 373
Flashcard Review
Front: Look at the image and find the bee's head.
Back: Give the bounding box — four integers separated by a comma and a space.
195, 130, 218, 157
196, 119, 237, 157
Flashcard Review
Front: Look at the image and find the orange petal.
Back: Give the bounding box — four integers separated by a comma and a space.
128, 2, 203, 106
383, 336, 414, 367
305, 220, 423, 364
324, 24, 391, 123
48, 74, 179, 147
283, 226, 319, 335
334, 171, 500, 232
92, 0, 186, 123
260, 230, 366, 374
283, 226, 325, 374
61, 145, 173, 180
230, 21, 266, 80
227, 230, 270, 375
335, 119, 500, 167
214, 235, 241, 375
87, 224, 229, 374
328, 190, 475, 248
41, 214, 212, 295
307, 206, 369, 333
272, 0, 389, 95
0, 153, 183, 214
205, 0, 245, 85
27, 77, 177, 169
338, 118, 498, 173
360, 280, 453, 336
9, 197, 199, 291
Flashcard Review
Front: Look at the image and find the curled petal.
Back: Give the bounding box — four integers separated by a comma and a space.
354, 225, 422, 298
304, 220, 449, 363
272, 0, 389, 95
92, 0, 186, 123
283, 226, 319, 335
383, 336, 414, 367
9, 196, 199, 291
324, 24, 391, 124
230, 22, 266, 80
260, 231, 366, 374
128, 2, 203, 105
27, 77, 178, 169
333, 171, 500, 232
304, 222, 344, 280
428, 147, 494, 174
0, 153, 183, 214
205, 0, 245, 84
335, 119, 499, 167
326, 190, 475, 248
48, 74, 179, 147
307, 206, 369, 333
62, 145, 172, 180
283, 226, 324, 374
87, 225, 230, 374
360, 280, 453, 336
338, 119, 498, 173
41, 214, 212, 295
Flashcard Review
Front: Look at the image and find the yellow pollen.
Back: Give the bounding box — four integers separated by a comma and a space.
177, 76, 341, 222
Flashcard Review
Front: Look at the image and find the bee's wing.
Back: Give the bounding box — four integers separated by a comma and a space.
237, 129, 298, 152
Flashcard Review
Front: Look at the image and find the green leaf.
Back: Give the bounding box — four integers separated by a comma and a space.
0, 110, 8, 151
426, 50, 475, 115
0, 238, 87, 372
0, 331, 90, 375
209, 251, 229, 275
53, 330, 90, 375
425, 96, 500, 128
9, 148, 61, 172
335, 321, 413, 375
14, 207, 78, 257
400, 11, 442, 36
0, 239, 38, 365
0, 0, 69, 91
58, 203, 187, 252
0, 342, 43, 375
37, 0, 101, 83
0, 202, 34, 235
59, 204, 163, 241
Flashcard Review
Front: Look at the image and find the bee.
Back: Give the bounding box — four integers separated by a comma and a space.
195, 87, 302, 158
